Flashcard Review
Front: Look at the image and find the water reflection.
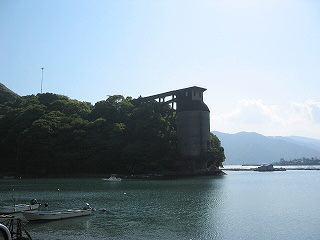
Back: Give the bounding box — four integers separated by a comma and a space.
1, 176, 226, 240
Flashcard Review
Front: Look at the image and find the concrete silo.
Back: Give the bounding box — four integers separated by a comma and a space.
135, 86, 211, 173
176, 86, 210, 173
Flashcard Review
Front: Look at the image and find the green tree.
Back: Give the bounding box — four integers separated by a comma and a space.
0, 96, 46, 172
121, 101, 177, 173
205, 133, 226, 170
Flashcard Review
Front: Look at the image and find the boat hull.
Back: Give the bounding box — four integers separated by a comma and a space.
0, 204, 40, 214
22, 209, 92, 221
102, 178, 121, 182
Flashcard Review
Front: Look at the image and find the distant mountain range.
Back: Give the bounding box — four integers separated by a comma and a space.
213, 131, 320, 165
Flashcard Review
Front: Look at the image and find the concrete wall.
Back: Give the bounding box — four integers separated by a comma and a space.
177, 110, 210, 157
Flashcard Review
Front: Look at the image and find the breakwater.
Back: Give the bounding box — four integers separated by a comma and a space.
222, 165, 320, 171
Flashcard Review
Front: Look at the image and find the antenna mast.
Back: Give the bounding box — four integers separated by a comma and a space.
41, 67, 44, 93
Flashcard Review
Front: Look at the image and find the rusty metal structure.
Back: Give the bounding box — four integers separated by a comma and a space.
0, 215, 32, 240
136, 86, 211, 173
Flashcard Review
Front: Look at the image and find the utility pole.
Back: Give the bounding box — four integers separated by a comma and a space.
41, 67, 44, 93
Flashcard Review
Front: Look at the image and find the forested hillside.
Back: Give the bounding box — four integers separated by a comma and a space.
0, 85, 224, 177
0, 83, 20, 103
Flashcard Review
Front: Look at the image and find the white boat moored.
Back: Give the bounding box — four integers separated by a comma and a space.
102, 174, 122, 182
0, 199, 40, 214
22, 204, 92, 221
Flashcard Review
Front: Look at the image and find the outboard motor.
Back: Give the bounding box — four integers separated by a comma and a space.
82, 203, 92, 210
30, 199, 38, 205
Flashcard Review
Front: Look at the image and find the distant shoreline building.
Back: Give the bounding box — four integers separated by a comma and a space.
276, 157, 320, 165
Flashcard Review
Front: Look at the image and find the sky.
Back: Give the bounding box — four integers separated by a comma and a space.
1, 0, 320, 139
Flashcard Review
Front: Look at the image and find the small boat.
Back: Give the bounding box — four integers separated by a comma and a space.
2, 176, 15, 179
0, 199, 40, 214
102, 174, 122, 182
22, 203, 92, 221
255, 164, 286, 172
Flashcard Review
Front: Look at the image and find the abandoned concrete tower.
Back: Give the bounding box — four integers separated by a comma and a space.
136, 86, 211, 173
176, 86, 210, 172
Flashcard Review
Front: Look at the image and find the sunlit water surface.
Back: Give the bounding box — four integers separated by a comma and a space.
1, 170, 319, 240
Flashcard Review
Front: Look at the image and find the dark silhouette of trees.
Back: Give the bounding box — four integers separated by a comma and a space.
0, 91, 224, 177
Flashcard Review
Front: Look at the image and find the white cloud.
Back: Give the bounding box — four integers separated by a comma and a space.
290, 100, 320, 124
211, 99, 320, 139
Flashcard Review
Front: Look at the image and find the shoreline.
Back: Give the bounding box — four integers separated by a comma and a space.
222, 165, 320, 171
0, 169, 226, 179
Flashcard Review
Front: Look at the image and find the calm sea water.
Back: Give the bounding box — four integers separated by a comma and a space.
1, 170, 319, 240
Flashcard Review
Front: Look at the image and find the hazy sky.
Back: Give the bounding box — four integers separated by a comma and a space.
1, 0, 320, 139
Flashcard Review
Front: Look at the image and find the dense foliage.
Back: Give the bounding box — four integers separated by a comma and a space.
205, 133, 226, 169
0, 83, 20, 103
0, 91, 224, 177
